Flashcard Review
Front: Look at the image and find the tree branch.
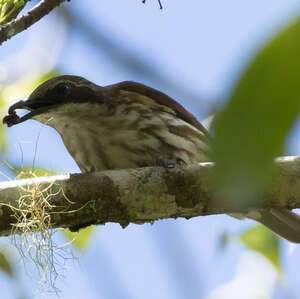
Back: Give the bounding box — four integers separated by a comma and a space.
0, 156, 299, 236
142, 0, 163, 10
0, 0, 70, 45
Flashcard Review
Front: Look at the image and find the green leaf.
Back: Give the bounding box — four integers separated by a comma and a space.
240, 224, 280, 270
0, 0, 26, 25
62, 226, 94, 253
0, 250, 13, 277
14, 167, 56, 178
213, 17, 300, 207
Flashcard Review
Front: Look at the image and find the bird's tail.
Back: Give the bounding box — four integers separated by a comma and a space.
249, 208, 300, 243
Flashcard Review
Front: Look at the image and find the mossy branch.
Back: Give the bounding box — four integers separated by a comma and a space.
0, 156, 300, 236
0, 0, 69, 45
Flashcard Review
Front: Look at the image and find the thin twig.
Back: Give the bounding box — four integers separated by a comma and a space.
142, 0, 163, 9
0, 0, 70, 45
158, 0, 162, 9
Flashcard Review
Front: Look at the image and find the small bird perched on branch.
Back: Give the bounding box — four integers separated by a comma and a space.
3, 75, 300, 242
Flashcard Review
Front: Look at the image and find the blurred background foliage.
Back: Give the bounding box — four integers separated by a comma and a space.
0, 1, 300, 299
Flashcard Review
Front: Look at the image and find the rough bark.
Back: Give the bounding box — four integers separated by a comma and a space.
0, 156, 299, 236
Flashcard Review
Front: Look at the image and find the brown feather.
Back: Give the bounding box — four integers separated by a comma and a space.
105, 81, 212, 141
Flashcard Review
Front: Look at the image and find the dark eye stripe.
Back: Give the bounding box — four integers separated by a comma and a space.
55, 83, 71, 97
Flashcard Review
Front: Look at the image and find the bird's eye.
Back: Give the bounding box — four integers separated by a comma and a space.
55, 83, 71, 97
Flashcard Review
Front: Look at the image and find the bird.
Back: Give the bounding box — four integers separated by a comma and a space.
3, 75, 300, 242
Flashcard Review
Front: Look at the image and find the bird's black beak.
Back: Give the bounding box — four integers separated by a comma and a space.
3, 98, 54, 127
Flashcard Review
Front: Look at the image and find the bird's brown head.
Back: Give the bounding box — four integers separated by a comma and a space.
3, 75, 103, 127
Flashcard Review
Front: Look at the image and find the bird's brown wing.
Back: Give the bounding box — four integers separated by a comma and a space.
106, 81, 211, 141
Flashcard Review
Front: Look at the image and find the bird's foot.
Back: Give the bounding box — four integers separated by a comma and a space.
155, 156, 187, 169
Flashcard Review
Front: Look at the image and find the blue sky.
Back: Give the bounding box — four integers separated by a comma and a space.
1, 1, 300, 298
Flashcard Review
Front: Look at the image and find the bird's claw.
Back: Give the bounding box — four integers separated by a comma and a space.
155, 156, 187, 169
